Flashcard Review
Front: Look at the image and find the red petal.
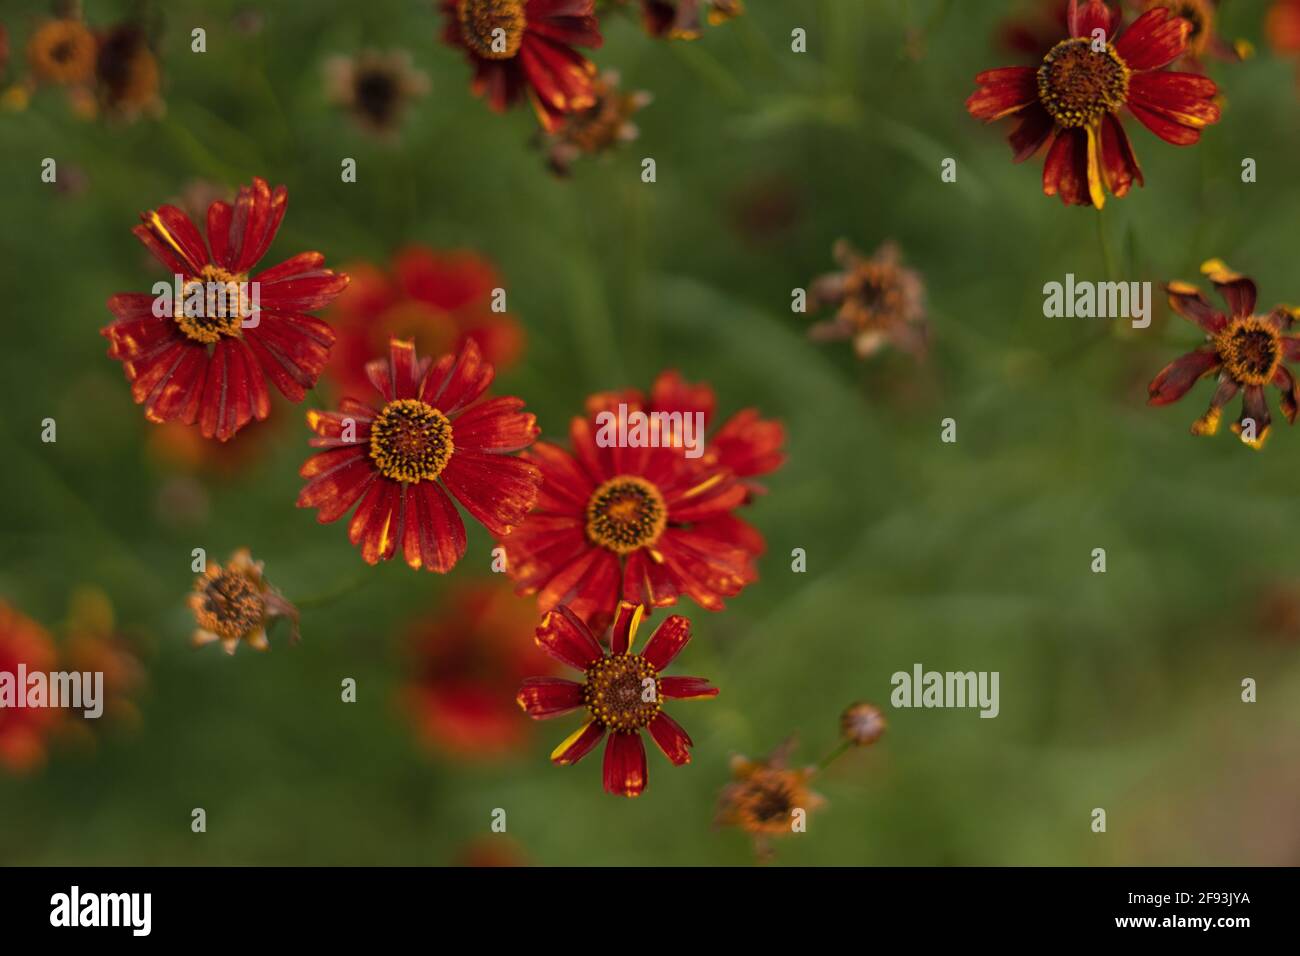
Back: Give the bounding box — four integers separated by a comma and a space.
550, 720, 604, 765
659, 676, 719, 700
451, 397, 539, 453
1099, 112, 1143, 198
1115, 7, 1189, 71
405, 480, 467, 572
610, 601, 643, 655
439, 452, 541, 537
421, 338, 494, 414
641, 615, 692, 671
965, 67, 1038, 122
1164, 282, 1226, 333
516, 677, 585, 718
1009, 106, 1056, 163
1147, 348, 1220, 406
1069, 0, 1119, 41
535, 605, 603, 671
602, 731, 647, 797
647, 711, 693, 765
1042, 127, 1092, 206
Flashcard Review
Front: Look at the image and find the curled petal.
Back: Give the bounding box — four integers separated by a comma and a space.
610, 601, 644, 656
1165, 281, 1226, 333
1148, 348, 1220, 406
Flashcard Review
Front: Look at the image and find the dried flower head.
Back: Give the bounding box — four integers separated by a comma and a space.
26, 17, 95, 86
715, 737, 825, 860
543, 71, 651, 176
324, 49, 430, 137
808, 239, 928, 360
840, 701, 887, 746
188, 549, 299, 654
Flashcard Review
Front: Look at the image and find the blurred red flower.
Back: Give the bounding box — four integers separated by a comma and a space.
517, 601, 717, 797
103, 177, 349, 441
440, 0, 603, 132
400, 580, 554, 759
323, 246, 524, 401
0, 601, 59, 774
298, 338, 542, 571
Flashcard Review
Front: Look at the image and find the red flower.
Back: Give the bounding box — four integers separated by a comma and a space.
323, 245, 524, 400
517, 601, 718, 797
1268, 0, 1300, 85
440, 0, 603, 132
103, 177, 349, 441
966, 0, 1221, 207
0, 601, 59, 774
400, 580, 556, 759
501, 376, 779, 631
1148, 261, 1300, 449
298, 337, 542, 571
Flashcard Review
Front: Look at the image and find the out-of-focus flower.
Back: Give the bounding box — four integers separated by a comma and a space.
26, 16, 95, 86
808, 239, 929, 361
94, 22, 163, 120
1131, 1, 1250, 65
1267, 0, 1300, 84
323, 246, 524, 400
840, 701, 887, 747
727, 173, 803, 247
1148, 261, 1300, 449
440, 0, 603, 131
454, 836, 530, 866
188, 549, 299, 654
59, 588, 145, 731
1000, 0, 1071, 58
102, 177, 349, 442
542, 71, 650, 175
715, 737, 825, 860
324, 49, 429, 137
147, 415, 283, 478
298, 338, 542, 572
0, 601, 60, 773
517, 601, 718, 797
967, 0, 1221, 208
640, 0, 744, 39
501, 383, 767, 631
400, 581, 555, 759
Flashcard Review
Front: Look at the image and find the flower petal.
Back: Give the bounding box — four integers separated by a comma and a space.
659, 675, 719, 700
965, 67, 1038, 122
647, 711, 693, 765
550, 719, 605, 765
1147, 348, 1220, 406
602, 731, 647, 797
535, 605, 603, 671
517, 677, 585, 719
641, 615, 692, 671
610, 601, 644, 656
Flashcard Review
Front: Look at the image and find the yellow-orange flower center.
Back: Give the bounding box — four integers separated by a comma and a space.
1037, 38, 1131, 128
733, 770, 803, 831
584, 476, 667, 554
195, 570, 265, 639
27, 19, 97, 85
843, 261, 905, 330
457, 0, 527, 60
173, 265, 250, 344
584, 655, 661, 732
369, 399, 455, 483
1216, 316, 1282, 387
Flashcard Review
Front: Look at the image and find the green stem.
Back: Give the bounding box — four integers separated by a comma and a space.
816, 739, 853, 772
292, 567, 371, 610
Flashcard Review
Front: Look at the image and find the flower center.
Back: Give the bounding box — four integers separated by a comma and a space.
369, 399, 455, 483
1037, 38, 1131, 128
1216, 317, 1282, 387
173, 265, 250, 344
844, 263, 904, 330
740, 772, 799, 826
584, 476, 667, 555
584, 655, 661, 732
355, 68, 399, 123
457, 0, 527, 60
196, 571, 265, 639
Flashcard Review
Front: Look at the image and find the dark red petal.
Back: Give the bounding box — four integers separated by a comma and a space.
1273, 366, 1300, 425
516, 677, 585, 719
1099, 112, 1143, 197
451, 397, 539, 453
1126, 71, 1220, 137
659, 676, 719, 700
1115, 7, 1189, 71
1069, 0, 1119, 41
207, 200, 234, 270
230, 178, 288, 273
965, 67, 1038, 121
1009, 106, 1056, 163
609, 601, 643, 656
649, 369, 716, 428
406, 480, 467, 572
348, 478, 402, 564
641, 615, 692, 671
535, 605, 603, 671
421, 338, 494, 414
602, 731, 647, 797
1208, 272, 1257, 319
647, 711, 693, 765
550, 720, 604, 765
297, 450, 376, 523
1147, 348, 1220, 406
1164, 281, 1226, 333
439, 452, 542, 537
1042, 127, 1092, 206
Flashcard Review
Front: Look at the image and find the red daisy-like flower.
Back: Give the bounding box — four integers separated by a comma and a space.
103, 177, 349, 441
400, 580, 556, 760
297, 337, 542, 571
323, 245, 524, 400
0, 601, 59, 774
440, 0, 603, 132
517, 601, 718, 797
1148, 261, 1300, 449
967, 0, 1221, 207
501, 379, 777, 631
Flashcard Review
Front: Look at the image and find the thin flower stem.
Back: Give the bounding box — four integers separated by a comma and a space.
292, 567, 371, 610
1096, 206, 1117, 281
815, 739, 853, 772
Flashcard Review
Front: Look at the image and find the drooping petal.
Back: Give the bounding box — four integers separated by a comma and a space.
1008, 105, 1056, 163
965, 67, 1038, 122
1042, 127, 1092, 206
1165, 281, 1226, 333
1147, 348, 1220, 406
1232, 384, 1271, 449
1273, 366, 1300, 425
602, 731, 647, 797
1098, 112, 1143, 198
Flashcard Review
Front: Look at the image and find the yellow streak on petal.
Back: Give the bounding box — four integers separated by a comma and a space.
551, 720, 596, 764
1085, 124, 1106, 210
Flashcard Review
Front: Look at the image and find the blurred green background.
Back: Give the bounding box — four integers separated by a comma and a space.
2, 0, 1299, 865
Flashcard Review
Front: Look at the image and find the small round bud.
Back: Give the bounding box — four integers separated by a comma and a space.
840, 701, 886, 746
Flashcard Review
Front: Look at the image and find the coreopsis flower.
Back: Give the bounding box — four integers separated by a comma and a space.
440, 0, 603, 132
298, 338, 542, 571
807, 239, 928, 360
500, 385, 766, 631
966, 0, 1222, 208
400, 581, 555, 759
323, 245, 524, 400
102, 177, 349, 441
189, 549, 300, 654
517, 601, 718, 798
840, 701, 886, 747
0, 601, 60, 773
646, 369, 785, 499
148, 415, 282, 478
324, 49, 429, 137
715, 737, 825, 860
1147, 261, 1300, 449
1130, 1, 1249, 66
542, 70, 651, 176
26, 16, 95, 86
640, 0, 743, 39
1267, 0, 1300, 81
94, 23, 163, 120
60, 588, 145, 731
